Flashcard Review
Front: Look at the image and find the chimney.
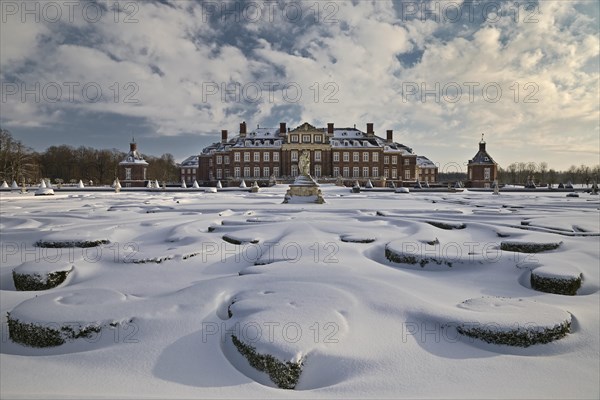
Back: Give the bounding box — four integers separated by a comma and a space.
280, 122, 286, 136
367, 123, 374, 136
221, 129, 228, 143
240, 121, 247, 137
386, 130, 393, 142
327, 123, 334, 135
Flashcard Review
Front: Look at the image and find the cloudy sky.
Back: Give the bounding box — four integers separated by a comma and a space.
1, 0, 598, 171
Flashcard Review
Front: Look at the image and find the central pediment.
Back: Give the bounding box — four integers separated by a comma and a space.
291, 122, 319, 132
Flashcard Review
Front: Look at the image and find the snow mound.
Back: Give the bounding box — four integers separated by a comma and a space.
221, 283, 352, 389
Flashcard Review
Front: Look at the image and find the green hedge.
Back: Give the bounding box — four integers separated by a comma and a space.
500, 241, 561, 253
7, 313, 103, 348
385, 247, 454, 268
13, 269, 72, 291
531, 273, 582, 296
456, 320, 571, 347
34, 240, 109, 248
231, 335, 303, 389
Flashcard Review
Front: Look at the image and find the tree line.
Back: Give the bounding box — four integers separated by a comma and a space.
0, 129, 179, 185
438, 161, 600, 186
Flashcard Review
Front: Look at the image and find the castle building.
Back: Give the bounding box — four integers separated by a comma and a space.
467, 135, 497, 188
179, 155, 199, 185
196, 122, 425, 186
118, 139, 148, 187
416, 156, 438, 183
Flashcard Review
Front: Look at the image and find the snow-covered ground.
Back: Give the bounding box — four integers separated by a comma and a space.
1, 185, 598, 399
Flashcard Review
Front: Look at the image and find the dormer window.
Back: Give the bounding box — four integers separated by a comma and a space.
484, 157, 489, 161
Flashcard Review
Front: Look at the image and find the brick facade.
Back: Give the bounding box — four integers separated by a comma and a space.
467, 138, 497, 188
197, 122, 425, 186
118, 141, 148, 187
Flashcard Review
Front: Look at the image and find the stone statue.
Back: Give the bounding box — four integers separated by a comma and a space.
298, 150, 310, 176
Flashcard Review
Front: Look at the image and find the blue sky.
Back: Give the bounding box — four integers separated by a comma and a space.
1, 0, 598, 171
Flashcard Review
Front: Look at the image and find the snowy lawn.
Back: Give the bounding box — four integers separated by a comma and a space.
1, 186, 599, 398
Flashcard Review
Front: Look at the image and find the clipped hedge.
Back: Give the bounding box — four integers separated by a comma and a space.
531, 273, 582, 296
500, 241, 561, 253
426, 221, 466, 230
222, 235, 259, 245
13, 268, 72, 291
385, 246, 454, 268
456, 320, 571, 347
34, 239, 109, 248
231, 335, 303, 389
7, 313, 103, 348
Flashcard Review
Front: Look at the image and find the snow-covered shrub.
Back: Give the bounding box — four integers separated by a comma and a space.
426, 221, 466, 230
12, 262, 73, 291
456, 321, 570, 347
455, 297, 571, 347
531, 267, 582, 295
34, 239, 109, 248
7, 313, 103, 348
231, 335, 303, 389
500, 241, 561, 253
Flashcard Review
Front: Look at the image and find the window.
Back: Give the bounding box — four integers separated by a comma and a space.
291, 151, 298, 161
216, 155, 222, 165
333, 152, 339, 162
143, 168, 146, 180
405, 170, 411, 180
384, 168, 389, 178
192, 168, 196, 174
125, 168, 131, 180
234, 167, 241, 178
384, 156, 389, 165
254, 167, 260, 177
314, 135, 322, 143
315, 165, 321, 177
372, 153, 378, 162
216, 169, 222, 179
303, 135, 311, 143
254, 152, 260, 162
343, 152, 349, 162
273, 152, 279, 162
234, 152, 240, 162
392, 169, 397, 179
224, 156, 229, 164
372, 167, 378, 177
224, 169, 230, 178
291, 135, 298, 143
353, 152, 359, 162
404, 158, 409, 166
315, 151, 321, 161
343, 167, 349, 177
209, 159, 213, 167
244, 152, 250, 162
187, 168, 191, 174
263, 152, 270, 162
469, 169, 473, 180
263, 167, 270, 177
291, 165, 298, 177
353, 167, 359, 177
484, 168, 491, 180
363, 167, 369, 177
363, 152, 369, 162
273, 167, 279, 177
333, 167, 340, 176
244, 167, 250, 177
392, 156, 397, 164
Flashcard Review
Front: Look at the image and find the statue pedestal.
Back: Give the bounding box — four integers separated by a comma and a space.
283, 175, 325, 204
